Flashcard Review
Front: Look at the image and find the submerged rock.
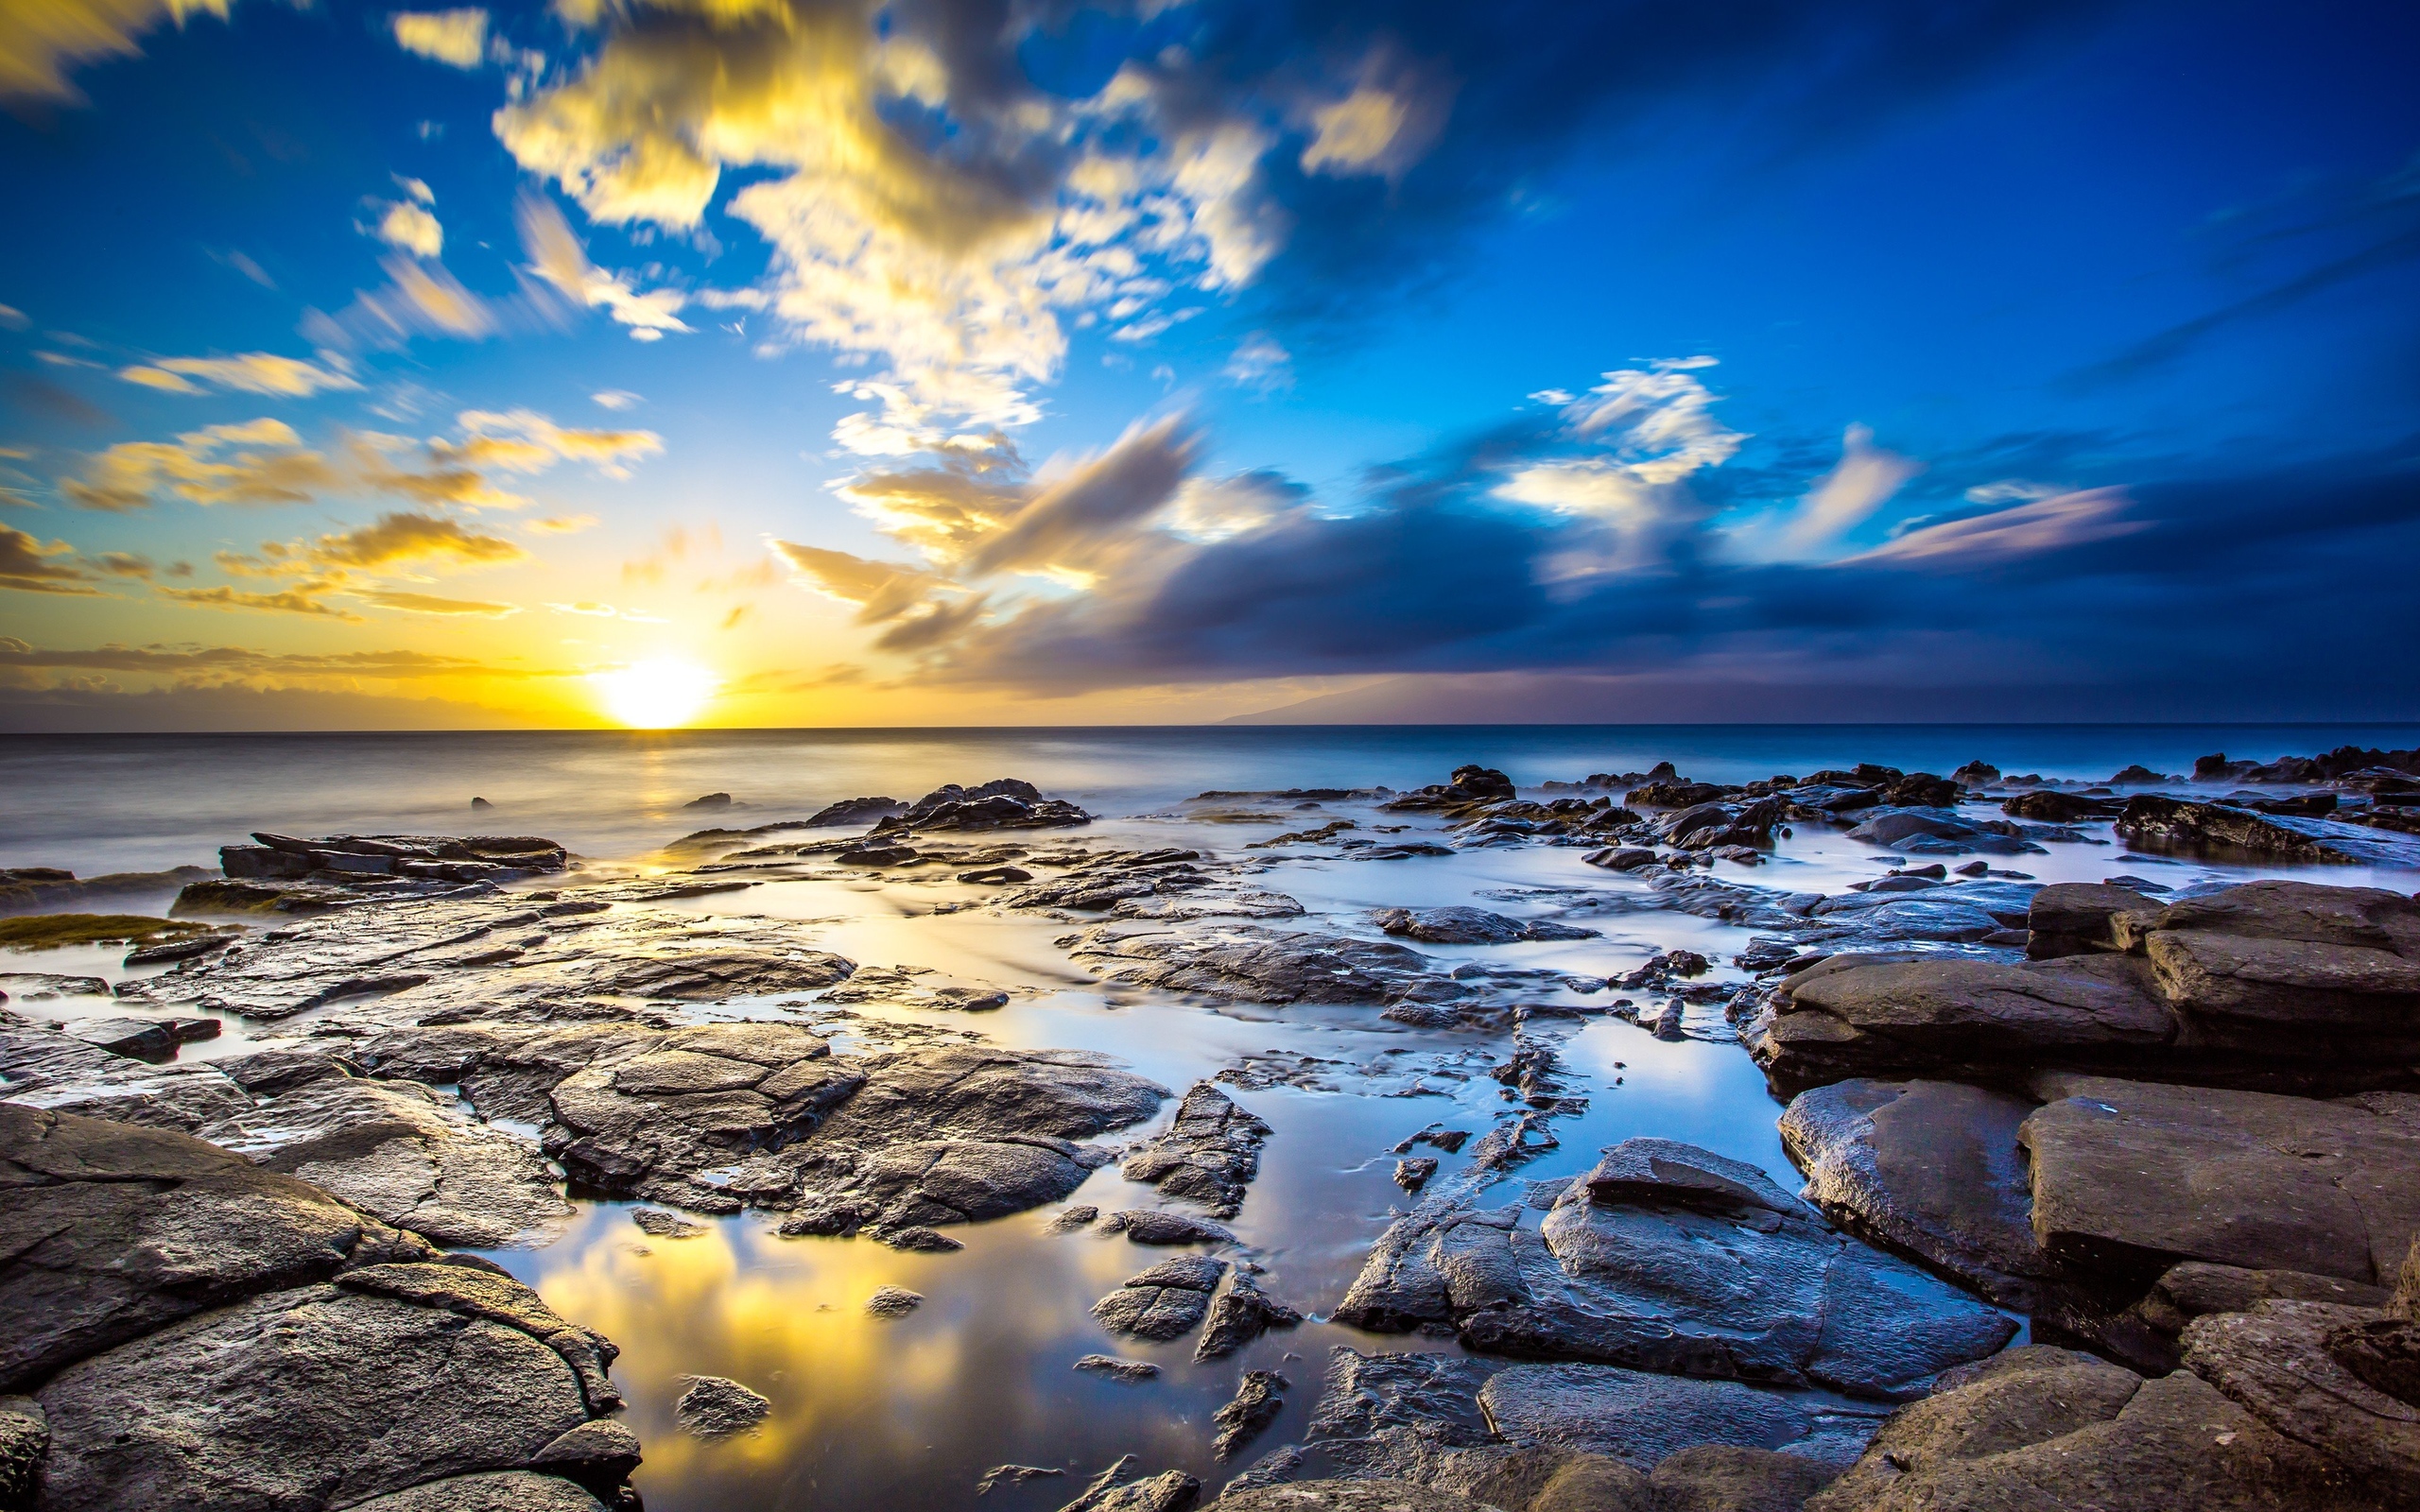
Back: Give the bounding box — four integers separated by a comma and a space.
1093, 1255, 1229, 1340
673, 1375, 770, 1437
1334, 1138, 2014, 1400
0, 1008, 251, 1131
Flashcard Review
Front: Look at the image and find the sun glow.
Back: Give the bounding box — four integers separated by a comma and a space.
595, 656, 718, 729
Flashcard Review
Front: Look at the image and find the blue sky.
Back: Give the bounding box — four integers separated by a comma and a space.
1, 0, 2415, 727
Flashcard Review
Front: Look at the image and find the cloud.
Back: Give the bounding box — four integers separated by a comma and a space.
294, 510, 527, 571
769, 540, 959, 626
1850, 487, 2142, 565
1722, 422, 1924, 558
116, 352, 361, 398
376, 200, 444, 258
306, 253, 500, 348
158, 582, 365, 620
515, 194, 692, 339
0, 524, 101, 593
527, 513, 598, 535
591, 389, 641, 410
389, 8, 487, 69
0, 0, 233, 104
436, 408, 665, 480
62, 419, 335, 511
354, 587, 520, 616
1223, 333, 1292, 392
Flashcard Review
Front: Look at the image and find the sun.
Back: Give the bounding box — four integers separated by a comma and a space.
595, 657, 718, 729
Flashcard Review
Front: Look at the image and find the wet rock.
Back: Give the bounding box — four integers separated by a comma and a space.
1093, 1255, 1229, 1340
1100, 1209, 1238, 1246
0, 1396, 44, 1510
1841, 809, 2037, 856
883, 1225, 965, 1251
1996, 789, 2114, 822
0, 1104, 432, 1391
1480, 1364, 1888, 1472
804, 796, 906, 827
835, 843, 920, 867
1070, 922, 1440, 1005
674, 1375, 771, 1437
1216, 1370, 1289, 1459
1395, 1158, 1439, 1191
1204, 1485, 1500, 1512
1195, 1271, 1305, 1361
1747, 952, 2172, 1092
1074, 1355, 1161, 1383
198, 1073, 573, 1249
788, 1138, 1095, 1237
1583, 848, 1659, 872
2134, 1261, 2392, 1343
1057, 1459, 1201, 1512
1779, 1079, 2058, 1308
1120, 1081, 1271, 1218
2118, 794, 2420, 867
866, 1286, 925, 1317
345, 1471, 608, 1511
631, 1208, 702, 1238
1373, 908, 1597, 945
881, 779, 1093, 833
1383, 766, 1518, 812
1335, 1138, 2014, 1399
37, 1272, 614, 1512
1, 1009, 257, 1132
2020, 1075, 2420, 1284
1650, 1444, 1837, 1511
2026, 881, 2167, 957
960, 866, 1033, 885
1805, 1343, 2372, 1511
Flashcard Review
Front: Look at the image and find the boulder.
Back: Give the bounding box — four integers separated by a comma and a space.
1215, 1370, 1288, 1458
1195, 1270, 1304, 1361
2019, 1075, 2420, 1285
672, 1374, 770, 1437
35, 1267, 619, 1512
1334, 1139, 2014, 1400
0, 1104, 431, 1392
1779, 1079, 2057, 1308
1070, 923, 1441, 1005
2026, 882, 2167, 958
1806, 1344, 2376, 1511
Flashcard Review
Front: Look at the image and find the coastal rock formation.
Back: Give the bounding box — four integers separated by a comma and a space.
1371, 907, 1597, 944
2118, 795, 2420, 867
0, 1007, 251, 1131
1333, 1139, 2014, 1400
1194, 1270, 1304, 1361
1093, 1255, 1229, 1340
1747, 879, 2420, 1092
1069, 922, 1443, 1005
872, 779, 1092, 833
1119, 1081, 1271, 1217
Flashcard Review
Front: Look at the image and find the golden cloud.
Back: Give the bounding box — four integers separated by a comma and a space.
376, 200, 445, 258
0, 637, 573, 680
298, 510, 528, 571
158, 581, 365, 620
516, 194, 691, 339
116, 352, 361, 397
0, 0, 232, 103
62, 420, 336, 511
0, 524, 101, 594
354, 587, 521, 616
390, 8, 487, 69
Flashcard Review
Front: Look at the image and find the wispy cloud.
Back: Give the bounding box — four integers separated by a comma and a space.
389, 9, 487, 69
116, 352, 361, 398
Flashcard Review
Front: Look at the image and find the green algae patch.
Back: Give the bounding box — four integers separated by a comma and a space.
0, 914, 214, 952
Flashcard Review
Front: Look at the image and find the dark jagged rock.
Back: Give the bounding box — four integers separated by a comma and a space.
1382, 766, 1517, 812
1093, 1255, 1229, 1340
1120, 1082, 1270, 1218
1073, 1355, 1161, 1383
1195, 1271, 1305, 1361
0, 1104, 434, 1392
877, 779, 1093, 833
1101, 1209, 1238, 1245
1373, 907, 1597, 945
1806, 1344, 2376, 1511
804, 796, 907, 827
1334, 1138, 2014, 1400
1054, 1458, 1200, 1512
2118, 795, 2420, 867
1216, 1370, 1289, 1459
0, 867, 216, 918
2002, 789, 2121, 821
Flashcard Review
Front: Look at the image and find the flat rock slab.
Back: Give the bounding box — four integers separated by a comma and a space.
1335, 1139, 2014, 1400
345, 1471, 606, 1512
1094, 1255, 1229, 1340
35, 1280, 599, 1512
0, 1007, 251, 1132
1372, 907, 1596, 945
0, 1104, 431, 1392
1806, 1343, 2378, 1512
2183, 1298, 2420, 1485
1780, 1078, 2057, 1306
2021, 1076, 2420, 1284
1478, 1363, 1891, 1471
1069, 922, 1440, 1005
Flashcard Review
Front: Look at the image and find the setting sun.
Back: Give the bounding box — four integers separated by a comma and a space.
595, 657, 718, 729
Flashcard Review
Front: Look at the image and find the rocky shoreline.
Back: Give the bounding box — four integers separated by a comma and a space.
1, 747, 2416, 1510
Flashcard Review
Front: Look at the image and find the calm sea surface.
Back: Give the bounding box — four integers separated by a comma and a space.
5, 723, 2417, 1511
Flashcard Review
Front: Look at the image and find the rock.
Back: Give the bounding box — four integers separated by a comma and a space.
1070, 923, 1439, 1005
835, 843, 920, 867
1093, 1255, 1228, 1340
979, 1465, 1068, 1495
2002, 789, 2121, 822
36, 1270, 618, 1512
683, 792, 734, 810
787, 1138, 1094, 1237
866, 1286, 925, 1317
2134, 1261, 2392, 1343
883, 1225, 965, 1251
804, 796, 906, 827
1195, 1271, 1305, 1361
1058, 1464, 1201, 1512
528, 1418, 644, 1500
631, 1208, 702, 1238
884, 779, 1093, 833
1216, 1370, 1289, 1459
1583, 848, 1659, 872
1650, 1444, 1836, 1511
1335, 1139, 2014, 1399
1383, 766, 1518, 811
58, 1016, 179, 1060
1373, 907, 1597, 945
960, 866, 1034, 885
0, 972, 111, 1002
0, 1104, 433, 1392
1120, 1082, 1271, 1218
1201, 1485, 1495, 1512
343, 1471, 607, 1511
2183, 1299, 2420, 1485
1779, 1079, 2058, 1307
1074, 1355, 1161, 1383
2020, 1075, 2420, 1284
1101, 1210, 1238, 1246
198, 1073, 573, 1249
1394, 1158, 1438, 1191
0, 1396, 46, 1511
1747, 953, 2172, 1092
1478, 1364, 1887, 1470
1806, 1343, 2373, 1511
673, 1374, 770, 1437
2118, 795, 2420, 867
2026, 882, 2166, 957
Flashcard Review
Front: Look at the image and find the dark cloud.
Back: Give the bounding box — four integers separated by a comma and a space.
0, 524, 101, 594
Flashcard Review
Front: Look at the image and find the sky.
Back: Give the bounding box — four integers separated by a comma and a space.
1, 0, 2416, 730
